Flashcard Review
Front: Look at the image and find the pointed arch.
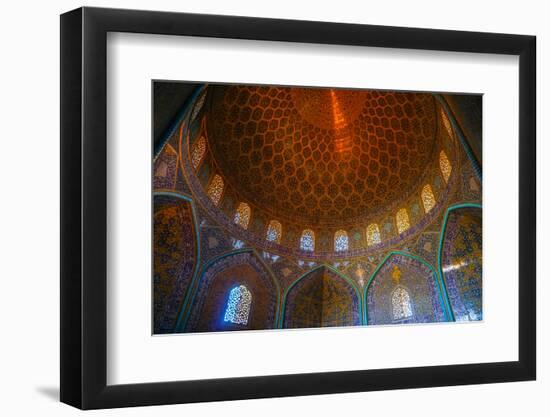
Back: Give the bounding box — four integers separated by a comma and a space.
181, 249, 281, 332
223, 285, 252, 325
153, 191, 201, 334
396, 208, 410, 234
281, 265, 362, 328
392, 286, 413, 321
439, 150, 452, 183
266, 220, 282, 243
334, 230, 349, 252
421, 184, 436, 213
366, 224, 381, 246
206, 174, 224, 206
437, 203, 483, 322
364, 252, 449, 325
234, 202, 251, 230
190, 135, 207, 169
300, 229, 315, 252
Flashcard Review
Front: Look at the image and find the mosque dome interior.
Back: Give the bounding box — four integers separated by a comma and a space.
152, 82, 482, 334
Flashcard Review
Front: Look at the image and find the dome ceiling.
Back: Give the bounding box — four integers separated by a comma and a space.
205, 85, 438, 227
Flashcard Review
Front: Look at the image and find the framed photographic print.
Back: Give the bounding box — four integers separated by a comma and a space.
60, 6, 536, 409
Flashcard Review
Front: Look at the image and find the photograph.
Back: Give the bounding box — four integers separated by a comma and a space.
0, 1, 539, 413
152, 82, 483, 334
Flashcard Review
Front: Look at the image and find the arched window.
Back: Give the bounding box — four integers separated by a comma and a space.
396, 208, 410, 234
334, 230, 349, 252
392, 286, 413, 321
266, 220, 282, 243
300, 229, 315, 252
191, 136, 207, 169
366, 224, 381, 246
223, 285, 252, 325
207, 174, 224, 206
421, 184, 436, 213
234, 202, 251, 230
439, 150, 452, 183
440, 108, 453, 138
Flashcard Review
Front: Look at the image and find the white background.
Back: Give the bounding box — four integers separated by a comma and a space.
0, 0, 546, 416
108, 33, 518, 384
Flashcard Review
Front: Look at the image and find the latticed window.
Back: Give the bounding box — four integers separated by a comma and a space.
223, 285, 252, 325
396, 208, 410, 234
191, 136, 207, 169
440, 108, 453, 138
392, 286, 413, 320
266, 220, 282, 243
421, 184, 436, 213
300, 229, 315, 252
439, 150, 452, 183
234, 202, 251, 230
366, 224, 381, 246
207, 174, 224, 206
334, 230, 349, 252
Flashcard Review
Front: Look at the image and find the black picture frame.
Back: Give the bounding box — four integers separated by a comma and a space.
60, 6, 536, 410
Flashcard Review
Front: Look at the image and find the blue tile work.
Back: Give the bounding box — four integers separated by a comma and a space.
413, 232, 440, 267
267, 256, 307, 290
344, 260, 377, 290
153, 195, 197, 333
152, 88, 483, 334
366, 253, 446, 325
199, 225, 234, 264
441, 207, 482, 321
